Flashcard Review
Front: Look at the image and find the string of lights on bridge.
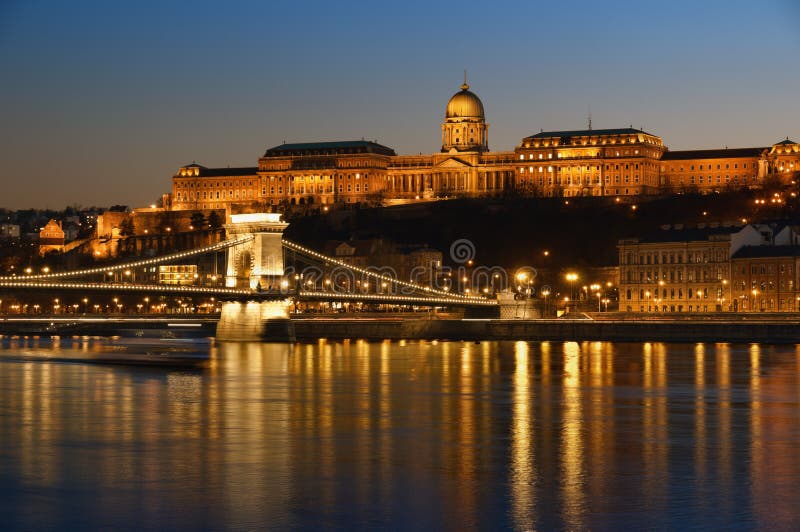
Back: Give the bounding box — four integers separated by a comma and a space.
282, 239, 493, 305
1, 233, 495, 306
0, 280, 255, 296
0, 235, 254, 281
297, 290, 498, 306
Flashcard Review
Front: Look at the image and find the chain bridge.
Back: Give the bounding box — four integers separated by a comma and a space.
0, 213, 498, 338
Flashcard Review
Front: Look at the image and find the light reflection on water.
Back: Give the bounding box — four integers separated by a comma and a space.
0, 340, 799, 530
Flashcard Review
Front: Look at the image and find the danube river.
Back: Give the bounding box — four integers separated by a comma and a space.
1, 339, 799, 530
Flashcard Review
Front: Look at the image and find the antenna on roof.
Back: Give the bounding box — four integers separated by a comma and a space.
588, 105, 592, 131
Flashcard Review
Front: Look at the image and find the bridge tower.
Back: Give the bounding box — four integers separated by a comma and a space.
224, 213, 289, 290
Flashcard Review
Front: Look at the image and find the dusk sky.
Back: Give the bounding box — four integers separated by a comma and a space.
1, 0, 798, 209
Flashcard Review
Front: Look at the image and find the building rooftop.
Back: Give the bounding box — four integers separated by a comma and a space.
176, 164, 258, 177
660, 147, 766, 161
264, 140, 396, 157
775, 138, 797, 146
633, 224, 744, 244
732, 245, 800, 259
523, 127, 655, 141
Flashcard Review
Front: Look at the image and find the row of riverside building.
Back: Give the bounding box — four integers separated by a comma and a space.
618, 222, 800, 313
168, 79, 799, 212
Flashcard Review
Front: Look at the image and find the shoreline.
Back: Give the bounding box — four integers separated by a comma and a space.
288, 318, 800, 344
2, 316, 798, 344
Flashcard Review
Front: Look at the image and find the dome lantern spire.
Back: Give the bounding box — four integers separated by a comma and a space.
461, 69, 469, 91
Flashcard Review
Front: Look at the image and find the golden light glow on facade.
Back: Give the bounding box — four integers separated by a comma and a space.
168, 82, 799, 212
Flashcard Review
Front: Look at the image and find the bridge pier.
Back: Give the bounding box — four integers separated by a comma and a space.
224, 213, 288, 290
497, 292, 540, 319
216, 300, 295, 342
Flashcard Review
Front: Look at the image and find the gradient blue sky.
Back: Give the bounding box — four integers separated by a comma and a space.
1, 0, 798, 209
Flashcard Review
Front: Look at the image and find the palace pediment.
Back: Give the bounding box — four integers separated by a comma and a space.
435, 157, 472, 168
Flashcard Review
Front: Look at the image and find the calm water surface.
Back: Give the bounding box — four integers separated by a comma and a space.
1, 338, 799, 530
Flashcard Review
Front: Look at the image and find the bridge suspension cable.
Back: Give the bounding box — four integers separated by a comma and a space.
0, 280, 256, 297
297, 290, 498, 306
282, 239, 493, 305
0, 235, 254, 282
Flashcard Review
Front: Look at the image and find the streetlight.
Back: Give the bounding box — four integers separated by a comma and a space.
516, 270, 532, 297
565, 272, 579, 307
590, 283, 601, 311
541, 289, 550, 316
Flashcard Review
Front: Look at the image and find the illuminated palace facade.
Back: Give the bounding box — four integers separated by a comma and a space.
169, 81, 800, 211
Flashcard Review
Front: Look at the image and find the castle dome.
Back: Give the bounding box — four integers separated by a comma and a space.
445, 82, 485, 120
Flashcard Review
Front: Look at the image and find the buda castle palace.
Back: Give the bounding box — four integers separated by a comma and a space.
169, 77, 799, 212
